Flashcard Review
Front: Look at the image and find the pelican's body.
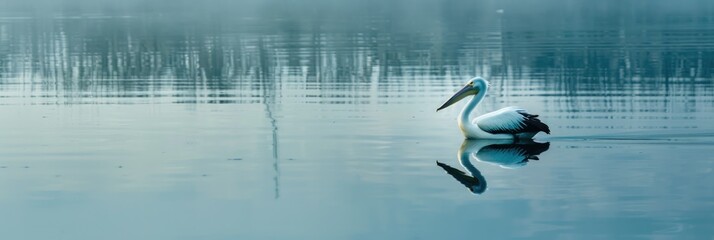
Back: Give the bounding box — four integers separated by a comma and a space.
437, 77, 550, 139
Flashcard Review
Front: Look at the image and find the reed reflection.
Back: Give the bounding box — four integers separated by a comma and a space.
0, 12, 712, 126
1, 15, 712, 96
437, 139, 550, 195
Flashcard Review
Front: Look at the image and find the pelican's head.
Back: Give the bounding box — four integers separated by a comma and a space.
436, 77, 489, 111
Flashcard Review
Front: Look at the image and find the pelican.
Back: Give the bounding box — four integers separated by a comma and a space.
436, 139, 550, 195
437, 77, 550, 139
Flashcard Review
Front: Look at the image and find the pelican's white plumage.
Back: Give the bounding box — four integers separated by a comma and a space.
476, 107, 531, 134
437, 77, 550, 139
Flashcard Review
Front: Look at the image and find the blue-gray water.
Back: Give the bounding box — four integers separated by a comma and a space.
1, 1, 714, 239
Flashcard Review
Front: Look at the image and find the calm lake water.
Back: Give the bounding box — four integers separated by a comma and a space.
1, 1, 713, 239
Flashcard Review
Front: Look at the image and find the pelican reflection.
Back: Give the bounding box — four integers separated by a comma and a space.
436, 139, 550, 195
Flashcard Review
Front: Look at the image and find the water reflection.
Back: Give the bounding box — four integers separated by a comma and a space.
0, 14, 711, 137
465, 139, 550, 169
436, 161, 486, 194
1, 15, 713, 107
437, 139, 550, 195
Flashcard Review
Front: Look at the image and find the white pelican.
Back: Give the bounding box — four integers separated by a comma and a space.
436, 139, 550, 195
437, 77, 550, 139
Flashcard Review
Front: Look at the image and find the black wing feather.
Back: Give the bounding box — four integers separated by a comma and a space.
517, 110, 551, 134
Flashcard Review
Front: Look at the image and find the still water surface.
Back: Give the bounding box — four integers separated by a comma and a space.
0, 4, 713, 239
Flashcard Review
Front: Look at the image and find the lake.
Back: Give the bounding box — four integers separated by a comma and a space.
0, 1, 713, 239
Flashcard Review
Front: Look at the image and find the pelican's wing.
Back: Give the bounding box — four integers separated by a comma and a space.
436, 161, 480, 189
475, 107, 551, 135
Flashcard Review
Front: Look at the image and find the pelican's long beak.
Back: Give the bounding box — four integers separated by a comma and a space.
436, 85, 479, 111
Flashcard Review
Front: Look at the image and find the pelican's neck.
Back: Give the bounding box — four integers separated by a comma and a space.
458, 89, 486, 129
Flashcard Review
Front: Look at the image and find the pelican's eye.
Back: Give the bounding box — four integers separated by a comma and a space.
468, 82, 474, 86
